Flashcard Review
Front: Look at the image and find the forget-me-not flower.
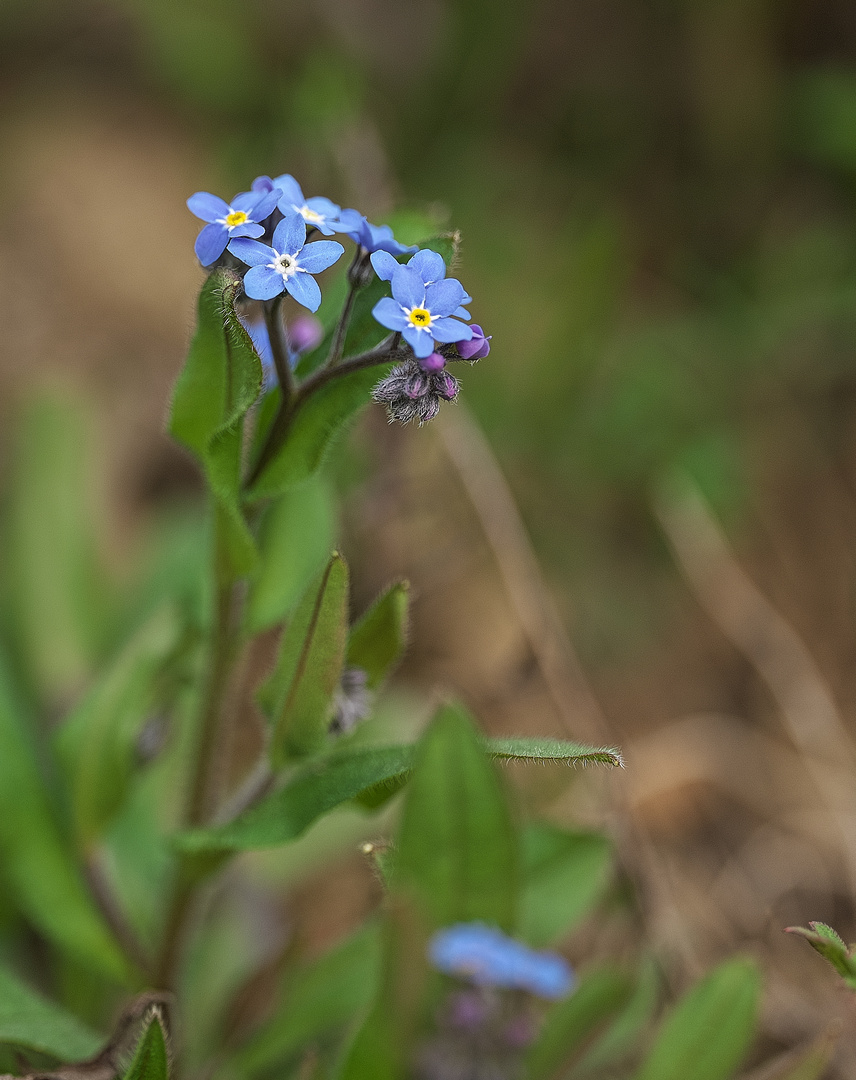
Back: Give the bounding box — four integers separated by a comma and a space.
372, 248, 472, 318
229, 214, 344, 312
335, 209, 418, 256
187, 189, 280, 266
429, 923, 574, 1000
372, 265, 473, 359
274, 174, 342, 236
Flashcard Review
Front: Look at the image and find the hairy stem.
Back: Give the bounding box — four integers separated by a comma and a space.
154, 516, 240, 989
244, 338, 403, 490
263, 296, 294, 400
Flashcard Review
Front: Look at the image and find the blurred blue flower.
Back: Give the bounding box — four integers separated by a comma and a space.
335, 209, 417, 255
229, 214, 344, 312
274, 174, 342, 236
187, 189, 280, 266
371, 248, 472, 318
372, 265, 472, 359
429, 923, 574, 1000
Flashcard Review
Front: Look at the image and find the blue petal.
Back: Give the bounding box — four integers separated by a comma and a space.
244, 266, 285, 301
403, 325, 434, 358
370, 250, 400, 281
229, 222, 265, 239
273, 213, 307, 257
248, 189, 280, 220
409, 249, 446, 283
427, 278, 467, 316
454, 306, 471, 319
251, 175, 275, 193
334, 208, 365, 241
228, 238, 274, 267
284, 271, 322, 312
372, 297, 409, 331
195, 223, 228, 265
391, 265, 426, 310
307, 196, 341, 219
431, 317, 473, 343
231, 190, 259, 213
273, 174, 305, 208
187, 191, 230, 223
297, 240, 345, 274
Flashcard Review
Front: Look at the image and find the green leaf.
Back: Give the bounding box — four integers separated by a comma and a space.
123, 1010, 169, 1080
249, 365, 384, 499
176, 729, 622, 854
527, 966, 633, 1080
521, 825, 613, 947
487, 737, 624, 768
347, 582, 410, 690
0, 964, 103, 1061
177, 744, 414, 853
4, 393, 112, 706
633, 959, 760, 1080
260, 553, 349, 765
169, 269, 263, 577
394, 703, 518, 931
0, 655, 132, 983
232, 924, 382, 1078
54, 606, 184, 848
244, 479, 335, 636
786, 922, 856, 989
569, 957, 659, 1079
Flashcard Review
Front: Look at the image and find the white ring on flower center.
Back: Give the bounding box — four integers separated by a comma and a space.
404, 305, 434, 330
218, 208, 250, 230
268, 251, 302, 280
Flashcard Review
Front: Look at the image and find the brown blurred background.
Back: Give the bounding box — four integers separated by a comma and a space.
6, 0, 856, 1072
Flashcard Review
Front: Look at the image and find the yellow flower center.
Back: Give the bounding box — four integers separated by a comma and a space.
301, 206, 323, 223
408, 307, 432, 327
225, 210, 249, 227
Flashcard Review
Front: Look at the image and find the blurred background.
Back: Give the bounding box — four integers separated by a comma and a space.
5, 0, 856, 1071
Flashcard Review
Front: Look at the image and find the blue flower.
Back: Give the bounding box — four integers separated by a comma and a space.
187, 189, 280, 267
274, 174, 342, 236
372, 265, 473, 359
428, 923, 574, 1000
371, 248, 472, 318
228, 214, 344, 312
335, 209, 418, 256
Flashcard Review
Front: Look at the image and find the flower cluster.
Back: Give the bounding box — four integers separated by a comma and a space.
429, 923, 574, 1000
187, 172, 491, 423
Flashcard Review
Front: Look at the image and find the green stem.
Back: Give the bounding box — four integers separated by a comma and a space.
263, 296, 294, 400
154, 513, 240, 989
244, 337, 404, 491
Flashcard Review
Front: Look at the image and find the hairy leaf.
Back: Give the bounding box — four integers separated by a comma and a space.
347, 582, 410, 690
394, 703, 518, 931
245, 479, 335, 636
260, 553, 349, 765
634, 959, 760, 1080
176, 728, 622, 853
0, 964, 103, 1061
786, 922, 856, 989
123, 1011, 169, 1080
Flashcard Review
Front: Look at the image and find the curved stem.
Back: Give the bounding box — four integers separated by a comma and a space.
263, 297, 294, 400
244, 338, 404, 491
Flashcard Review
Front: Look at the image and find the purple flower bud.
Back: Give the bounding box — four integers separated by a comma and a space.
436, 372, 459, 401
287, 313, 323, 355
404, 371, 431, 399
456, 324, 491, 361
420, 351, 446, 373
445, 991, 492, 1031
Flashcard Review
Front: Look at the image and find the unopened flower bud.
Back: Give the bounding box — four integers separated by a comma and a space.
287, 313, 323, 355
420, 351, 446, 373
